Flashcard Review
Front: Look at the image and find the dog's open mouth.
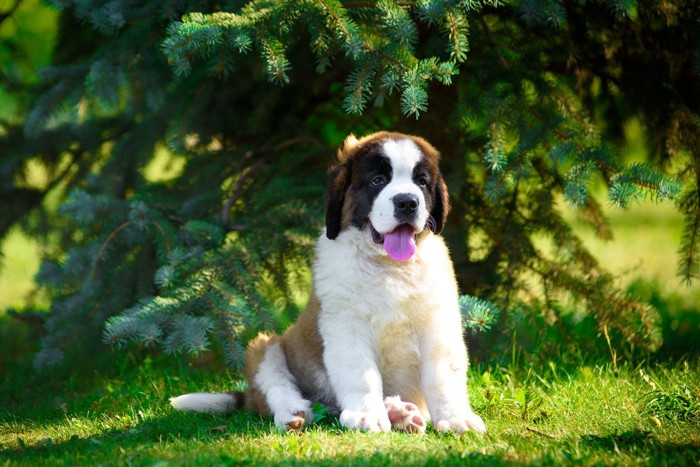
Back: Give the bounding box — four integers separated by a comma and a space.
370, 223, 416, 262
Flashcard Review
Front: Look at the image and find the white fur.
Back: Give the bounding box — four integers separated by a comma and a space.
369, 139, 429, 235
254, 341, 315, 431
314, 225, 485, 433
382, 138, 423, 175
169, 393, 237, 414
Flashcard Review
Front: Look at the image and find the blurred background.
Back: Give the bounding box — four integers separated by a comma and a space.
1, 0, 699, 381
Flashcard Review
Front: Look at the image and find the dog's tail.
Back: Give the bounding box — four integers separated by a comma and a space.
170, 391, 244, 415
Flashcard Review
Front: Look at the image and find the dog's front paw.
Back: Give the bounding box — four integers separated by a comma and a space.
384, 396, 426, 434
340, 408, 391, 433
435, 411, 486, 434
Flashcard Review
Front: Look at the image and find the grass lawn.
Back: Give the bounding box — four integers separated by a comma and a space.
1, 353, 699, 465
0, 227, 44, 311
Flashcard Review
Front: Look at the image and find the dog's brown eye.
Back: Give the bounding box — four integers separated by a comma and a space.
370, 175, 387, 186
418, 177, 428, 187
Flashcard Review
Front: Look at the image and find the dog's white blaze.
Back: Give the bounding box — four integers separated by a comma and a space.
382, 138, 423, 176
369, 138, 429, 234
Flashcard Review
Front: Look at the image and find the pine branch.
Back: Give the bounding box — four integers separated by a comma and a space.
678, 188, 700, 283
577, 197, 613, 241
400, 64, 429, 117
256, 34, 291, 84
377, 0, 418, 49
90, 221, 132, 279
563, 161, 594, 207
343, 1, 417, 5
221, 158, 267, 231
343, 61, 376, 114
205, 294, 240, 358
459, 295, 499, 332
478, 15, 509, 70
529, 259, 662, 352
444, 8, 469, 63
484, 122, 507, 173
317, 0, 364, 58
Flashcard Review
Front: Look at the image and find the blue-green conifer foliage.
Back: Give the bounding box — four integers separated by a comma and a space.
1, 0, 698, 369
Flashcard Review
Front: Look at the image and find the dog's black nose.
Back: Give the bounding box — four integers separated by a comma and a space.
393, 193, 419, 220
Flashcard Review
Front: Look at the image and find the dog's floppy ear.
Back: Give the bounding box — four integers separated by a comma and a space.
430, 171, 450, 234
325, 163, 351, 239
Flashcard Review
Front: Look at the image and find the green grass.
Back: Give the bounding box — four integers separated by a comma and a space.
1, 353, 699, 465
563, 199, 692, 300
0, 227, 44, 311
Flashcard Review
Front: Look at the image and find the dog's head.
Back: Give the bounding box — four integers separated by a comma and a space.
325, 132, 449, 262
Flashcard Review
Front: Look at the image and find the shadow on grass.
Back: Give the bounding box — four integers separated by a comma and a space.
1, 409, 274, 460
581, 429, 654, 449
581, 429, 700, 460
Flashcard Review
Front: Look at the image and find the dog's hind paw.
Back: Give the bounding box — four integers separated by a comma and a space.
274, 403, 314, 432
285, 411, 306, 431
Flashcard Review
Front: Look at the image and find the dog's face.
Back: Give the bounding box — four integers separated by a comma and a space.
325, 132, 449, 262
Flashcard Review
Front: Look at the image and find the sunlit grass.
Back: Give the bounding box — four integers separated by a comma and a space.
567, 200, 683, 281
564, 198, 697, 304
0, 227, 43, 311
1, 357, 698, 465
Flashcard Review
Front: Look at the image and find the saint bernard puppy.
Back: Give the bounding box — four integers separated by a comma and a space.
171, 131, 486, 434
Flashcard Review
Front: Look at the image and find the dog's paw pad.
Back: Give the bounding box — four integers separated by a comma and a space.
285, 411, 306, 431
384, 396, 426, 434
274, 405, 314, 432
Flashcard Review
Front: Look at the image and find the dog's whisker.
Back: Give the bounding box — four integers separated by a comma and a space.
426, 215, 437, 233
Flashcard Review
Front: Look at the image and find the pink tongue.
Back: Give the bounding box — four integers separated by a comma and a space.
383, 225, 416, 262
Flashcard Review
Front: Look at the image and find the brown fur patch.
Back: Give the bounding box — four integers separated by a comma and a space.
337, 131, 440, 163
243, 332, 278, 414
225, 391, 246, 411
281, 294, 335, 406
242, 295, 334, 416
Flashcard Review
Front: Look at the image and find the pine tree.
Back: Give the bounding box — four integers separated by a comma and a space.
2, 0, 698, 369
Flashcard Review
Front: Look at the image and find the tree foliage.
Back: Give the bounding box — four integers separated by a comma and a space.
1, 0, 699, 369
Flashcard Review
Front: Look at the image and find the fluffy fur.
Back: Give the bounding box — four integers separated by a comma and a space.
171, 131, 485, 434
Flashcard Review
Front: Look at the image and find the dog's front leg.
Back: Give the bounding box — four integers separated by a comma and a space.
319, 313, 391, 433
419, 313, 486, 433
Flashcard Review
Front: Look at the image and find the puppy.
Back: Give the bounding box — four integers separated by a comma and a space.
171, 132, 486, 434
